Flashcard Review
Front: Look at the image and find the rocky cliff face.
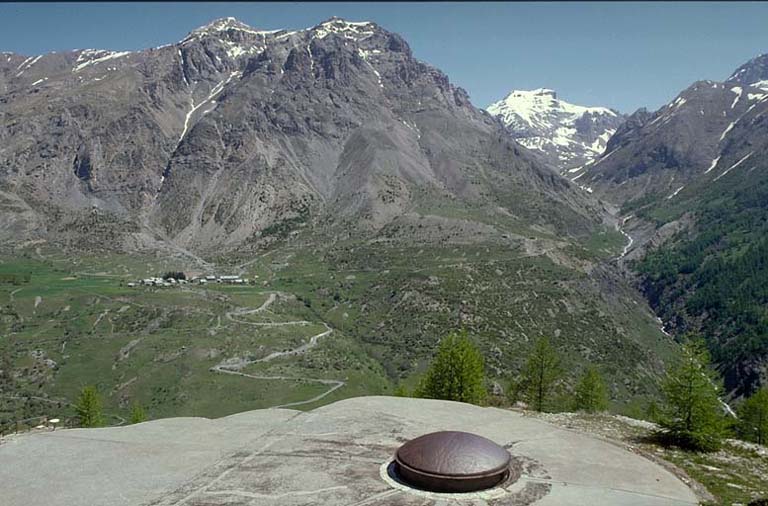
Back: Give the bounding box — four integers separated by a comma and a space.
487, 88, 624, 173
0, 17, 606, 254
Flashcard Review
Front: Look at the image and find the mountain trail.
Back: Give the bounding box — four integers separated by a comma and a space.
212, 291, 343, 408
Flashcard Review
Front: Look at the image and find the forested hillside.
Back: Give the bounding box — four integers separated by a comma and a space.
634, 154, 768, 396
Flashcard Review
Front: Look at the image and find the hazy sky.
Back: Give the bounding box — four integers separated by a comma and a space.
2, 2, 767, 113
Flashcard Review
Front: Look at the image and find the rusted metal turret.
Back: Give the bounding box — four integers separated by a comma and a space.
393, 431, 514, 493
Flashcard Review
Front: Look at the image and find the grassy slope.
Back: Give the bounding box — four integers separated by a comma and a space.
530, 410, 768, 504
1, 221, 678, 428
232, 229, 676, 410
0, 248, 390, 428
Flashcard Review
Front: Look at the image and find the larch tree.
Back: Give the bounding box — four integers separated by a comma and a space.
573, 366, 609, 413
416, 331, 486, 405
739, 387, 768, 445
129, 401, 148, 424
520, 337, 562, 412
76, 385, 104, 428
659, 339, 728, 451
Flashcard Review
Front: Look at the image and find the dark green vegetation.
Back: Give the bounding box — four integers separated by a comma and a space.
632, 161, 768, 396
75, 386, 104, 428
0, 273, 30, 285
738, 387, 768, 445
573, 366, 609, 413
129, 401, 148, 424
517, 337, 563, 412
657, 340, 729, 452
414, 331, 486, 404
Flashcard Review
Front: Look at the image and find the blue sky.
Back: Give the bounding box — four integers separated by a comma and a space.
2, 2, 767, 113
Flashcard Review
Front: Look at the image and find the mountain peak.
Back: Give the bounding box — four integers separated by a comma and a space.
487, 89, 623, 173
726, 52, 768, 90
316, 17, 374, 27
501, 88, 557, 101
310, 18, 377, 39
192, 17, 255, 34
183, 17, 267, 43
530, 88, 557, 98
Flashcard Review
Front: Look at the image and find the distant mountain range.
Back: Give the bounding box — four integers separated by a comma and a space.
486, 88, 624, 173
579, 62, 768, 205
5, 16, 768, 399
0, 17, 680, 406
0, 17, 605, 253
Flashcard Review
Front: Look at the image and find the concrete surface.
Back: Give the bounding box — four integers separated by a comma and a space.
0, 396, 700, 505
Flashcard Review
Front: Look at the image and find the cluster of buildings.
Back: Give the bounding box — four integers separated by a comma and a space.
190, 275, 250, 285
127, 274, 251, 288
127, 276, 188, 288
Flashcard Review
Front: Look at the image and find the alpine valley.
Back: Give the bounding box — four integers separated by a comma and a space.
0, 17, 764, 425
582, 53, 768, 397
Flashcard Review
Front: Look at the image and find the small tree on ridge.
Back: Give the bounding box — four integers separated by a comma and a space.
76, 385, 104, 428
573, 366, 609, 413
520, 337, 562, 412
416, 331, 486, 405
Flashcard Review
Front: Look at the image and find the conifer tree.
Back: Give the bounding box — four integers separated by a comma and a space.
129, 401, 148, 424
416, 331, 486, 405
76, 386, 104, 428
520, 337, 562, 412
739, 387, 768, 445
573, 366, 609, 413
660, 339, 728, 451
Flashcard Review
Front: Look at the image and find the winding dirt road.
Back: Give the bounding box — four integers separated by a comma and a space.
212, 292, 344, 409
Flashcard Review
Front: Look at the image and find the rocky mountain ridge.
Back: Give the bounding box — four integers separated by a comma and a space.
578, 52, 768, 396
578, 79, 768, 205
580, 52, 768, 206
0, 17, 608, 255
726, 52, 768, 90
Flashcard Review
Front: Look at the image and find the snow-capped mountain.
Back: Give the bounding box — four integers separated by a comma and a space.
726, 53, 768, 90
486, 88, 625, 173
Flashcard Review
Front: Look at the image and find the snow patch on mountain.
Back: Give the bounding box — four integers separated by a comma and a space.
187, 17, 273, 38
15, 55, 42, 76
313, 18, 375, 40
73, 50, 131, 73
176, 16, 379, 66
727, 53, 768, 91
713, 152, 753, 181
486, 88, 624, 173
730, 86, 742, 108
